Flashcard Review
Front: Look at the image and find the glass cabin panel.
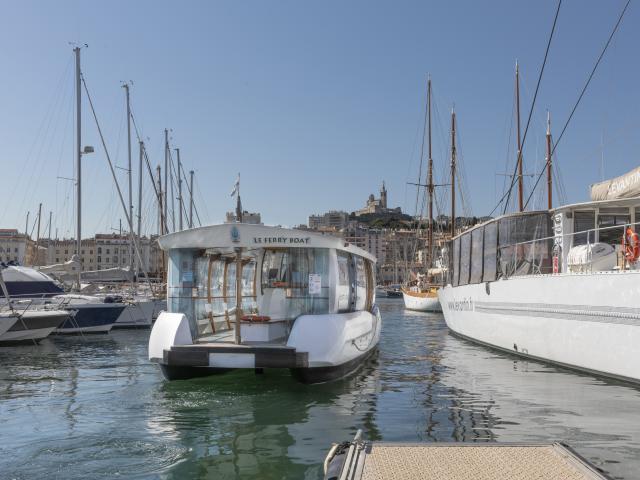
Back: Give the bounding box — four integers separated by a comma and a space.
483, 221, 498, 282
336, 251, 351, 313
259, 248, 330, 319
459, 233, 471, 286
167, 249, 196, 338
573, 211, 596, 246
452, 237, 460, 286
470, 227, 484, 284
354, 256, 367, 311
598, 209, 630, 247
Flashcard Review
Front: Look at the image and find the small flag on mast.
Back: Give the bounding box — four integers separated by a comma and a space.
230, 173, 240, 197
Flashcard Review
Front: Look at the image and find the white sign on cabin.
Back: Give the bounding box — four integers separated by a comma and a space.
308, 274, 322, 295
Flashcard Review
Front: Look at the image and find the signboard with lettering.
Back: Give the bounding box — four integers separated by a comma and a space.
308, 274, 322, 295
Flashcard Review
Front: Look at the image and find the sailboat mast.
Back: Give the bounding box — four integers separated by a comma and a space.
450, 109, 456, 240
35, 203, 42, 266
427, 77, 433, 269
137, 141, 143, 259
163, 129, 169, 234
177, 148, 183, 231
546, 111, 552, 210
516, 61, 524, 212
74, 46, 82, 283
189, 170, 194, 229
156, 165, 163, 236
124, 83, 134, 276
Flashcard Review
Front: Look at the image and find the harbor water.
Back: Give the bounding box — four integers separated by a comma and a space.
1, 298, 639, 479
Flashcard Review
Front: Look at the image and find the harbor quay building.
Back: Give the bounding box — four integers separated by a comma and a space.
0, 229, 38, 265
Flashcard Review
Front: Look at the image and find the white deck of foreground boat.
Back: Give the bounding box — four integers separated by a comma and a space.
348, 443, 609, 480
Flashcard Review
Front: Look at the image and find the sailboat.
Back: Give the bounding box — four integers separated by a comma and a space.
402, 78, 442, 312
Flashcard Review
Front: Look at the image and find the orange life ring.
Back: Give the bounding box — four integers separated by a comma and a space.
623, 228, 640, 262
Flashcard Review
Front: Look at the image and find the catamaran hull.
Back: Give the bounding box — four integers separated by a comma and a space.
402, 291, 442, 312
149, 308, 382, 383
112, 300, 155, 329
438, 272, 640, 384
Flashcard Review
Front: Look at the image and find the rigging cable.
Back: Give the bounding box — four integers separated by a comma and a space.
523, 0, 632, 209
491, 0, 562, 216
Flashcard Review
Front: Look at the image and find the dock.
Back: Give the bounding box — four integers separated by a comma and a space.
324, 432, 610, 480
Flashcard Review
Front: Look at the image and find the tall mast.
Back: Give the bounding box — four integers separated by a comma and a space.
546, 111, 553, 210
427, 76, 434, 269
189, 170, 194, 229
163, 129, 169, 234
176, 148, 183, 231
516, 61, 524, 212
74, 46, 82, 283
170, 149, 176, 232
137, 141, 144, 272
25, 211, 29, 237
124, 83, 134, 276
35, 203, 42, 266
48, 211, 52, 240
450, 108, 456, 240
156, 165, 163, 236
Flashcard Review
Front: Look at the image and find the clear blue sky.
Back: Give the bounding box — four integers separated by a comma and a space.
1, 0, 638, 238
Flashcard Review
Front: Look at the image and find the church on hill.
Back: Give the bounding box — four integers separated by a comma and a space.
354, 182, 402, 217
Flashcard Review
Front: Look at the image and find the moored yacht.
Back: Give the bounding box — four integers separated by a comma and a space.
0, 308, 69, 344
53, 294, 126, 334
438, 195, 640, 384
148, 223, 381, 383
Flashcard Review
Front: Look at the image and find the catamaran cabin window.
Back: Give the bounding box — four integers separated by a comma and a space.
483, 221, 498, 282
459, 233, 471, 286
597, 209, 629, 246
470, 227, 484, 284
573, 211, 595, 246
337, 251, 351, 312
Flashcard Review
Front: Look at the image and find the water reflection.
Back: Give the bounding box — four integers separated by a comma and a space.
0, 300, 639, 479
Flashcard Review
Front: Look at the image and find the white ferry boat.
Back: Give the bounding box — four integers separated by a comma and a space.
438, 196, 640, 384
148, 223, 381, 383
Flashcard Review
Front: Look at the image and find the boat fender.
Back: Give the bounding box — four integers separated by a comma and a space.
323, 441, 351, 480
623, 228, 640, 262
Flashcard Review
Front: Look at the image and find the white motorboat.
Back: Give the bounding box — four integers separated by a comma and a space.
0, 309, 69, 344
53, 294, 126, 334
438, 195, 640, 385
148, 223, 381, 383
0, 313, 18, 338
113, 298, 155, 328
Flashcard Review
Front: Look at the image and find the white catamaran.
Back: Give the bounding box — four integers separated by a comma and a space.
439, 109, 640, 384
149, 223, 381, 383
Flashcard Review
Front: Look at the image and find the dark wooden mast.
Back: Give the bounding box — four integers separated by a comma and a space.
516, 61, 524, 212
546, 111, 552, 210
450, 109, 456, 239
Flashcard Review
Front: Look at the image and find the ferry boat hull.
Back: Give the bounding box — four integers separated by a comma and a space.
402, 288, 442, 312
438, 272, 640, 384
149, 307, 381, 383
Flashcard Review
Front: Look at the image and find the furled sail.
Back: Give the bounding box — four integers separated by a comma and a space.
590, 165, 640, 200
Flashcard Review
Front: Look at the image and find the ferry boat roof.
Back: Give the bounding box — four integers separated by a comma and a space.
158, 223, 376, 262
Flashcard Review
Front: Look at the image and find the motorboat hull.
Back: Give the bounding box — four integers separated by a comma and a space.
0, 315, 18, 337
438, 272, 640, 384
149, 307, 382, 383
112, 300, 155, 329
402, 289, 442, 312
56, 303, 125, 334
0, 310, 68, 344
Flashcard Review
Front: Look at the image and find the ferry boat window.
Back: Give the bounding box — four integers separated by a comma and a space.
573, 211, 595, 246
483, 221, 498, 282
260, 248, 330, 317
336, 251, 351, 313
354, 256, 368, 311
470, 227, 484, 284
597, 209, 630, 246
459, 233, 471, 286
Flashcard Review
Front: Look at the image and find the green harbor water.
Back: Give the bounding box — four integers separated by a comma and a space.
1, 297, 639, 479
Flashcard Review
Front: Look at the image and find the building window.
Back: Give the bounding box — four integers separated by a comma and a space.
81, 250, 85, 254
98, 256, 101, 263
98, 247, 102, 254
90, 250, 93, 255
114, 248, 119, 254
56, 258, 59, 263
64, 250, 68, 254
106, 249, 110, 254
